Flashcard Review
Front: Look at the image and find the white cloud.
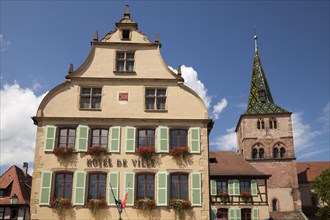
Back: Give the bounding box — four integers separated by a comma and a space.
170, 65, 212, 109
0, 82, 47, 167
292, 112, 320, 153
212, 98, 228, 120
318, 102, 330, 131
210, 127, 237, 151
0, 34, 11, 52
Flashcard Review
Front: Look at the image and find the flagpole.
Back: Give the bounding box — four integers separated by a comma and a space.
110, 183, 123, 220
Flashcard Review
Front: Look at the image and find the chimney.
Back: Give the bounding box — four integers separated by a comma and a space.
23, 162, 28, 177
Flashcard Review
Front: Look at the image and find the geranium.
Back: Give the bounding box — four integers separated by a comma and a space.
87, 146, 107, 156
53, 147, 74, 158
240, 192, 252, 198
136, 198, 156, 210
219, 191, 229, 198
169, 147, 190, 158
88, 198, 107, 213
50, 197, 72, 212
169, 198, 191, 216
136, 147, 155, 160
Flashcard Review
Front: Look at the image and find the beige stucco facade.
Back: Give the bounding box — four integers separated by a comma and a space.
30, 7, 212, 220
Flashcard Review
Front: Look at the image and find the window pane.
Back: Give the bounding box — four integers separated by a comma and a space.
81, 88, 91, 95
92, 137, 99, 146
101, 130, 108, 136
116, 52, 125, 59
179, 130, 187, 147
60, 129, 68, 136
81, 97, 90, 108
146, 175, 154, 199
180, 175, 188, 200
126, 61, 134, 71
146, 98, 155, 110
55, 174, 64, 197
157, 89, 166, 96
92, 88, 102, 95
157, 98, 166, 110
126, 52, 134, 60
137, 175, 145, 199
69, 129, 75, 136
93, 129, 100, 137
146, 89, 155, 96
171, 175, 179, 199
92, 97, 101, 109
116, 61, 125, 71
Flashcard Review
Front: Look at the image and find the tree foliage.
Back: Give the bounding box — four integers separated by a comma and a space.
311, 168, 330, 219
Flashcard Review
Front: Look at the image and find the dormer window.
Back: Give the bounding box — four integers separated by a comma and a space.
122, 29, 130, 40
258, 89, 266, 103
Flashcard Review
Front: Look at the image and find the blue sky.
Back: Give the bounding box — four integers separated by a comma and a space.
1, 1, 329, 173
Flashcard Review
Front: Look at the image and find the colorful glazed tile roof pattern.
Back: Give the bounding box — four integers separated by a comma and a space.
246, 51, 289, 114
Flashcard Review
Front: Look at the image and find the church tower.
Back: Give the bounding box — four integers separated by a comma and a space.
235, 34, 301, 214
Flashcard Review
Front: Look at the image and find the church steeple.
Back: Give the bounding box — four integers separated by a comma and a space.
246, 34, 288, 114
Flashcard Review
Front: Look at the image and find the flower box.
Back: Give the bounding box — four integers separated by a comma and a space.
87, 146, 107, 157
88, 198, 107, 213
136, 147, 156, 160
169, 198, 191, 216
135, 198, 156, 210
50, 197, 72, 211
169, 147, 190, 158
219, 192, 229, 203
53, 147, 74, 158
240, 192, 252, 203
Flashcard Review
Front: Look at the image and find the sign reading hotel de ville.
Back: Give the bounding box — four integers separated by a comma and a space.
87, 158, 156, 168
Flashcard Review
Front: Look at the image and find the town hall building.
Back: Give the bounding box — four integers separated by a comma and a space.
30, 6, 212, 220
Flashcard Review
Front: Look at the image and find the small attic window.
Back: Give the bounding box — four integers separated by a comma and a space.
209, 158, 217, 163
122, 29, 130, 40
258, 89, 266, 103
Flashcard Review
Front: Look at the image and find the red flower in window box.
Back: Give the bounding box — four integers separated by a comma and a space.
240, 192, 252, 198
88, 198, 107, 213
87, 146, 107, 157
53, 147, 74, 158
135, 198, 156, 210
169, 147, 190, 158
136, 147, 156, 160
169, 198, 191, 216
219, 192, 229, 203
50, 197, 72, 212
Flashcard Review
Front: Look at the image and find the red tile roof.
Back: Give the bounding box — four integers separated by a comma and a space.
0, 165, 32, 205
297, 161, 330, 183
210, 151, 270, 177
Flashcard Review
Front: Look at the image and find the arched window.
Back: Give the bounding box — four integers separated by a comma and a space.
257, 119, 265, 129
252, 148, 258, 159
272, 198, 278, 211
280, 147, 286, 159
273, 147, 279, 159
259, 148, 265, 159
269, 118, 277, 129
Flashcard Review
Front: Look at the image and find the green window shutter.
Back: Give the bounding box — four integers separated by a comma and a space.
44, 126, 56, 152
73, 171, 86, 206
211, 207, 217, 219
156, 172, 168, 206
234, 180, 240, 195
252, 208, 259, 220
156, 126, 169, 153
189, 127, 201, 153
124, 172, 135, 206
39, 171, 53, 205
229, 208, 235, 220
125, 127, 136, 153
190, 172, 202, 206
109, 126, 121, 152
236, 208, 241, 220
210, 179, 217, 196
251, 180, 258, 196
228, 180, 234, 195
107, 172, 119, 206
76, 125, 89, 152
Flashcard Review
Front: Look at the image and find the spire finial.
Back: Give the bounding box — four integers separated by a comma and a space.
254, 25, 258, 52
124, 5, 130, 18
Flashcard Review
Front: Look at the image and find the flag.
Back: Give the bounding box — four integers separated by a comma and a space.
122, 191, 128, 208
